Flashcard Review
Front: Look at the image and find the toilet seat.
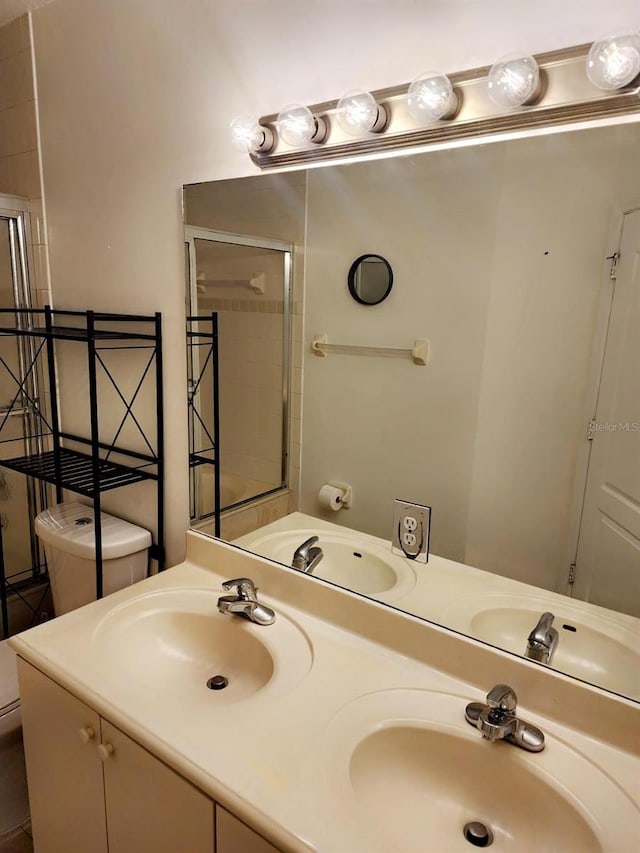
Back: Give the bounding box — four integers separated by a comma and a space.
0, 639, 20, 727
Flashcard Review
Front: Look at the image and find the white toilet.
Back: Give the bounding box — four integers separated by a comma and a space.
35, 502, 152, 616
0, 639, 29, 837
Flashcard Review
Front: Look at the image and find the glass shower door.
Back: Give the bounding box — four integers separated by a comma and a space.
0, 206, 48, 637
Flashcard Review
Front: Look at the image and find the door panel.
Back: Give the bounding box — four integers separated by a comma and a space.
18, 659, 108, 853
574, 210, 640, 616
101, 719, 214, 853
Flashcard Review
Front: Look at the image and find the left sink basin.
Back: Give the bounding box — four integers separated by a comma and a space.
91, 588, 313, 704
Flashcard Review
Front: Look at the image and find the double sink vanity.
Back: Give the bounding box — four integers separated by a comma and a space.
10, 530, 640, 852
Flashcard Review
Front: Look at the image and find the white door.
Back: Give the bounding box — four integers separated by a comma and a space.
573, 210, 640, 618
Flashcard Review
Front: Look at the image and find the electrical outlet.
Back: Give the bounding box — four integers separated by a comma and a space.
392, 499, 431, 563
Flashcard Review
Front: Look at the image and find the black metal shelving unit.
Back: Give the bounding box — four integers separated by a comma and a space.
0, 306, 164, 639
187, 313, 220, 537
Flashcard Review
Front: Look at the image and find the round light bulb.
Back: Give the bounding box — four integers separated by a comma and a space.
586, 33, 640, 90
229, 115, 272, 153
335, 89, 387, 135
407, 72, 458, 122
276, 104, 325, 147
487, 54, 540, 108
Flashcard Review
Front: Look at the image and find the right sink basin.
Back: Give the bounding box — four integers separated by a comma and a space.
323, 689, 639, 852
439, 592, 640, 700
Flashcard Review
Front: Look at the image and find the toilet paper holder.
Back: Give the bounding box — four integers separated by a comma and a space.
322, 481, 352, 509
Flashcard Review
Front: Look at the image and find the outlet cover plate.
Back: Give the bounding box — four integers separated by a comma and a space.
392, 499, 431, 563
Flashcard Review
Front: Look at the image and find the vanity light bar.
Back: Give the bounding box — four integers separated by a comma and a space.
245, 43, 640, 169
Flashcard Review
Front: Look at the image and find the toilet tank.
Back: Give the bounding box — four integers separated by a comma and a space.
35, 502, 152, 616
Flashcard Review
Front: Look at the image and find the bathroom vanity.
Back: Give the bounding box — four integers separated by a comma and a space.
10, 532, 640, 852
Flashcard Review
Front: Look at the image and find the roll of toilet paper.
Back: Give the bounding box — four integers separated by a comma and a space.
318, 484, 343, 511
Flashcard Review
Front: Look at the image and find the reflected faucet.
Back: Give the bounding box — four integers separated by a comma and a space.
291, 536, 324, 574
465, 684, 545, 752
217, 577, 275, 626
525, 612, 558, 664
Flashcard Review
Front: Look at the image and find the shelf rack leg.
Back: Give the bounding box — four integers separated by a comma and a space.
0, 520, 7, 640
44, 305, 63, 503
155, 312, 165, 571
86, 311, 103, 600
212, 313, 221, 539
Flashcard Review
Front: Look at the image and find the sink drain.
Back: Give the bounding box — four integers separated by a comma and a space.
206, 675, 229, 691
463, 822, 494, 847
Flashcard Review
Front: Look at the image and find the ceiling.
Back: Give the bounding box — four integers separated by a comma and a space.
0, 0, 57, 27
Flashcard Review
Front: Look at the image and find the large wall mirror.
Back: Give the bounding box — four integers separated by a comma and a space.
183, 119, 640, 704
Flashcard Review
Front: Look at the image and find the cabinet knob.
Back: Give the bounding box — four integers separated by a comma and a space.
78, 726, 95, 745
97, 742, 114, 761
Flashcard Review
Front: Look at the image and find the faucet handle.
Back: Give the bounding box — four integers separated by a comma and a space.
529, 611, 555, 645
486, 684, 517, 713
222, 578, 258, 600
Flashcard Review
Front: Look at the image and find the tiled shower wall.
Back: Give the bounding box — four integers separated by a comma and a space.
0, 13, 50, 302
198, 258, 286, 490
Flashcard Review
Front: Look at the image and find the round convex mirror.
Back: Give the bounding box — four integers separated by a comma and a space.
348, 254, 393, 305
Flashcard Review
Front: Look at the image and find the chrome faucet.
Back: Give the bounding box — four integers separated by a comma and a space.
291, 536, 324, 574
525, 612, 558, 664
465, 684, 545, 752
217, 578, 275, 626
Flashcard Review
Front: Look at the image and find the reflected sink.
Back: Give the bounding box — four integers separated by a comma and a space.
324, 689, 638, 852
440, 593, 640, 699
242, 528, 416, 600
91, 588, 313, 703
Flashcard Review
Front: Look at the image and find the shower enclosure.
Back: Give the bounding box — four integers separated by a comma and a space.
0, 196, 48, 636
185, 227, 292, 528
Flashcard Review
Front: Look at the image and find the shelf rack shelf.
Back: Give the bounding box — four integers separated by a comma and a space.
0, 306, 164, 639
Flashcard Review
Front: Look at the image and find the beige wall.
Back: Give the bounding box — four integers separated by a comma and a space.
301, 124, 640, 592
0, 15, 38, 199
301, 146, 505, 560
29, 0, 640, 565
0, 14, 49, 300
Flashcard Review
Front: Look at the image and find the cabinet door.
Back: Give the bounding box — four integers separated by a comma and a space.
17, 658, 108, 853
216, 807, 282, 853
100, 719, 214, 853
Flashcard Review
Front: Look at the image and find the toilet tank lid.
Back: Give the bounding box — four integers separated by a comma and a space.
35, 502, 152, 560
0, 639, 19, 713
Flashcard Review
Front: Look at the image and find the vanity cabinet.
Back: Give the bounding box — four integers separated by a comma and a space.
100, 718, 214, 853
18, 659, 284, 853
216, 807, 281, 853
18, 660, 216, 852
19, 658, 108, 853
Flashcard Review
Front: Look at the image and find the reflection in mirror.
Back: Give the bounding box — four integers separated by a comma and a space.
184, 223, 294, 534
348, 254, 393, 305
183, 121, 640, 702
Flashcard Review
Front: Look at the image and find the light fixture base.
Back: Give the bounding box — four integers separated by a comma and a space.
251, 44, 640, 169
311, 115, 328, 144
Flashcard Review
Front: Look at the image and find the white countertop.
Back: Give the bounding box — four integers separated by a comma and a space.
10, 530, 640, 852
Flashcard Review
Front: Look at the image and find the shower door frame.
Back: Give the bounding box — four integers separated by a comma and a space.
185, 226, 293, 518
0, 195, 47, 637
